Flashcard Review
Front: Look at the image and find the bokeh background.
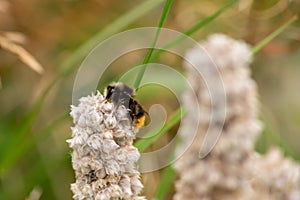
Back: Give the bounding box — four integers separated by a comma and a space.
0, 0, 300, 199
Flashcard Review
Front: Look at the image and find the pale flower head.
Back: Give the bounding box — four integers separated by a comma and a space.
174, 33, 300, 200
67, 92, 145, 200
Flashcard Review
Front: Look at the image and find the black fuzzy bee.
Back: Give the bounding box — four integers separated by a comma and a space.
104, 82, 146, 129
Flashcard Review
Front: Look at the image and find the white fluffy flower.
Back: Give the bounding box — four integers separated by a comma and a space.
67, 92, 145, 200
174, 34, 300, 200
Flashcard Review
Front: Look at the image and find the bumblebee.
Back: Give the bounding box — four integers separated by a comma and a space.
104, 82, 146, 129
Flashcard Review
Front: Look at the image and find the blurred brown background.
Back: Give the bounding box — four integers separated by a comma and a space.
0, 0, 300, 199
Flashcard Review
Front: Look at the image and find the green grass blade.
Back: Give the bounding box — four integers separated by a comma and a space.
150, 0, 239, 62
251, 15, 298, 55
184, 0, 239, 38
135, 108, 183, 152
134, 0, 173, 89
134, 0, 239, 152
0, 88, 50, 176
155, 165, 176, 200
62, 0, 165, 75
256, 113, 299, 160
21, 114, 69, 161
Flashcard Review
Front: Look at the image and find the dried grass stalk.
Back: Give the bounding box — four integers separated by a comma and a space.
0, 33, 44, 74
25, 187, 42, 200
